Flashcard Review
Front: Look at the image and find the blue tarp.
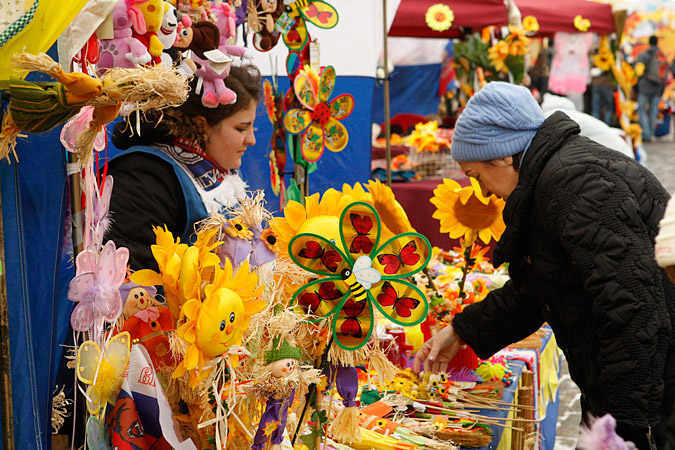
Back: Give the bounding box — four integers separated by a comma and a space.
0, 44, 74, 450
371, 63, 442, 126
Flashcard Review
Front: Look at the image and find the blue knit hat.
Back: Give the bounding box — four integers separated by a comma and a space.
451, 82, 545, 162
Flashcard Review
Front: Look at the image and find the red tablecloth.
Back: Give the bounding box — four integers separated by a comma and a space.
372, 145, 410, 160
391, 178, 497, 259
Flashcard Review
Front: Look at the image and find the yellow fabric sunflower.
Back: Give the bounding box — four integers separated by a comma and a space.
425, 4, 454, 32
270, 189, 354, 256
226, 218, 254, 240
522, 16, 539, 33
430, 178, 506, 246
365, 180, 416, 235
131, 227, 222, 326
574, 15, 591, 32
505, 25, 529, 56
488, 41, 510, 73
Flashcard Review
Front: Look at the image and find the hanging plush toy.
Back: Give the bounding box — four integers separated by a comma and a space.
132, 0, 167, 61
250, 336, 320, 450
98, 0, 152, 72
250, 0, 284, 52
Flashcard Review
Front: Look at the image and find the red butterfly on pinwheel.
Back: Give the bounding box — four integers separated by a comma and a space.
299, 240, 343, 273
305, 2, 334, 25
377, 281, 421, 318
299, 281, 342, 313
339, 298, 366, 338
349, 213, 374, 254
376, 240, 421, 275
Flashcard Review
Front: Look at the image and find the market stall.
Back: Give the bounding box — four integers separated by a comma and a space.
0, 2, 619, 450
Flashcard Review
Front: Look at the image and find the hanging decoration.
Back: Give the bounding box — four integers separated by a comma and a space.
574, 15, 591, 32
522, 15, 539, 33
0, 51, 188, 164
425, 4, 454, 32
283, 65, 354, 162
263, 76, 289, 204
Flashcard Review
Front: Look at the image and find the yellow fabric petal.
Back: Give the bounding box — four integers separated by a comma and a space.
129, 270, 162, 287
305, 193, 321, 220
284, 200, 308, 230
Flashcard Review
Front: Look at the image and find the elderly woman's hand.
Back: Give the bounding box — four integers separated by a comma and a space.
412, 324, 464, 374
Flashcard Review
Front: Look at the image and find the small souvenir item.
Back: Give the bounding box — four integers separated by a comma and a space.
251, 0, 284, 52
133, 0, 166, 59
69, 240, 129, 338
283, 65, 354, 162
251, 337, 304, 450
77, 332, 131, 416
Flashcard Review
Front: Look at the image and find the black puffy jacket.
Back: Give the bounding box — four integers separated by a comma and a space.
453, 112, 675, 436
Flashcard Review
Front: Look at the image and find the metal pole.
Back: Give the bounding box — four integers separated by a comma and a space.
383, 0, 392, 187
0, 183, 15, 450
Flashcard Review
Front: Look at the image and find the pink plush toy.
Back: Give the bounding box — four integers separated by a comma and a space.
98, 0, 152, 73
192, 1, 252, 107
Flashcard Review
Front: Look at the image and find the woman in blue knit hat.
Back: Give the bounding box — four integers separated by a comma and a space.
413, 82, 675, 450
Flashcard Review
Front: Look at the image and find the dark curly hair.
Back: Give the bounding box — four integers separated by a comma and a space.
112, 64, 262, 149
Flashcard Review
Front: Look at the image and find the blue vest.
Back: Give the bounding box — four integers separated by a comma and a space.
115, 145, 208, 244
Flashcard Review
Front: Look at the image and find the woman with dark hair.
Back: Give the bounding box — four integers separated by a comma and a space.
105, 64, 262, 270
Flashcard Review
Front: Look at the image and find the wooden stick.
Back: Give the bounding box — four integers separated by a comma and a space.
0, 193, 14, 450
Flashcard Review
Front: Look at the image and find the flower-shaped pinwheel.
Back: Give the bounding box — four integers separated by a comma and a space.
281, 0, 339, 51
283, 65, 354, 163
289, 202, 431, 350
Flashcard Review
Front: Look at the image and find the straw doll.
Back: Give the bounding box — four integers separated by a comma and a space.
250, 336, 320, 450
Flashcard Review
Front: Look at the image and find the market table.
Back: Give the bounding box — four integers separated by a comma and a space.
465, 326, 562, 450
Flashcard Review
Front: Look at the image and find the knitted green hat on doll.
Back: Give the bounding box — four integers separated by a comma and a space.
265, 336, 303, 365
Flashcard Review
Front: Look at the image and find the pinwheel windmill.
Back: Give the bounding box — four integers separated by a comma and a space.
289, 202, 431, 350
283, 65, 354, 163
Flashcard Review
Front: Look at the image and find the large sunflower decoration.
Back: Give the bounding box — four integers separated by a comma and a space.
431, 178, 505, 300
430, 178, 505, 246
131, 226, 222, 327
283, 65, 354, 162
271, 180, 416, 260
288, 202, 431, 350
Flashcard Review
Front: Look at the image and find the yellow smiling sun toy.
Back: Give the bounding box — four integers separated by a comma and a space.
173, 258, 265, 386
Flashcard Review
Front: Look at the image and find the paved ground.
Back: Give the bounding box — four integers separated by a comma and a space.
553, 137, 675, 449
